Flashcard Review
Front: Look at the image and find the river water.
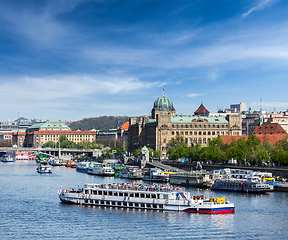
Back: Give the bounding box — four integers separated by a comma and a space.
0, 161, 287, 239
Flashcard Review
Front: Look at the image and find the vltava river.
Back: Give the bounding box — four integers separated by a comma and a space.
0, 161, 287, 239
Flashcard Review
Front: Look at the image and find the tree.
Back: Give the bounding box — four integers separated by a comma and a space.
166, 135, 187, 155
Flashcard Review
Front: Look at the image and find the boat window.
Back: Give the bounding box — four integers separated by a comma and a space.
103, 191, 107, 195
85, 190, 89, 194
163, 194, 168, 199
141, 203, 145, 207
98, 191, 102, 195
140, 193, 145, 198
119, 192, 123, 196
113, 191, 118, 196
93, 190, 97, 195
108, 191, 112, 196
124, 192, 128, 197
151, 194, 156, 199
146, 193, 151, 198
129, 193, 134, 197
135, 193, 139, 198
157, 194, 160, 199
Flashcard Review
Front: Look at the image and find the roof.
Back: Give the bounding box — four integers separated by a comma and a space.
27, 130, 97, 134
119, 122, 129, 130
141, 145, 149, 152
253, 123, 287, 135
171, 116, 228, 124
220, 134, 287, 146
28, 121, 70, 130
194, 103, 210, 115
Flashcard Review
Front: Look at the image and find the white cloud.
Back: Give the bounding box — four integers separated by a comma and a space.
0, 75, 159, 102
242, 0, 277, 18
187, 93, 204, 98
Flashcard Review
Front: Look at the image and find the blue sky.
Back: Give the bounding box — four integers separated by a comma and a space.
1, 0, 288, 122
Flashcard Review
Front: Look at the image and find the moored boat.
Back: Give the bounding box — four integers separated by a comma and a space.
76, 162, 91, 173
119, 166, 143, 179
37, 161, 52, 174
59, 183, 235, 214
142, 168, 169, 182
211, 175, 270, 193
0, 154, 15, 162
87, 163, 114, 176
170, 171, 214, 188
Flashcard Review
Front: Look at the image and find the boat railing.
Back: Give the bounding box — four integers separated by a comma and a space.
84, 183, 185, 192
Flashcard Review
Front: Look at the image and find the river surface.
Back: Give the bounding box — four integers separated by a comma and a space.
0, 161, 287, 239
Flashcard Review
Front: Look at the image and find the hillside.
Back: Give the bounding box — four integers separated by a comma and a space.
68, 116, 130, 131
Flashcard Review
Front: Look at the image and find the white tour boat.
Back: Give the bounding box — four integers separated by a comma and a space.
87, 163, 114, 176
119, 166, 143, 179
37, 161, 52, 174
142, 168, 169, 182
59, 183, 235, 214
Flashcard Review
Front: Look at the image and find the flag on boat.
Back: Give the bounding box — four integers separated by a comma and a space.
163, 88, 166, 91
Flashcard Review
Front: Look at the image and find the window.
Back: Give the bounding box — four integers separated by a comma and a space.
163, 195, 168, 199
172, 131, 174, 135
194, 131, 197, 135
185, 131, 188, 135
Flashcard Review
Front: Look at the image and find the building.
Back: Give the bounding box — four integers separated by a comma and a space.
12, 121, 97, 148
128, 96, 242, 156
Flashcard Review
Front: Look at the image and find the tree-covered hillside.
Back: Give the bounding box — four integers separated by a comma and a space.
68, 116, 130, 131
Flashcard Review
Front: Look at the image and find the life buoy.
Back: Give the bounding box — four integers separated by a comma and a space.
102, 195, 106, 200
165, 199, 169, 204
195, 199, 198, 203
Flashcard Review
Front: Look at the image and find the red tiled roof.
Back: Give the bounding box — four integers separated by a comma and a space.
119, 122, 129, 130
194, 103, 210, 114
220, 134, 287, 146
253, 123, 287, 135
28, 130, 97, 134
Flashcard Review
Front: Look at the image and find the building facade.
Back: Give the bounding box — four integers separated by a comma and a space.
128, 96, 242, 155
12, 121, 97, 148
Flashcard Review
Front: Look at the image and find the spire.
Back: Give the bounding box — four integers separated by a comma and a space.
259, 98, 263, 126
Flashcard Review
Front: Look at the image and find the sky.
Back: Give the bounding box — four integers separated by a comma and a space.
1, 0, 288, 122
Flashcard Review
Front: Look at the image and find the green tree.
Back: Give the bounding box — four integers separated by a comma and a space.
166, 135, 187, 155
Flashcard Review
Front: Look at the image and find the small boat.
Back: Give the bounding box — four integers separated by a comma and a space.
50, 158, 62, 166
142, 168, 169, 182
211, 175, 270, 193
66, 160, 77, 168
37, 161, 52, 174
0, 155, 14, 162
87, 163, 114, 176
76, 162, 91, 173
119, 166, 143, 179
59, 183, 235, 214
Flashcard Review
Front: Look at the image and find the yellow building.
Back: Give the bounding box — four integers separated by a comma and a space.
128, 96, 242, 156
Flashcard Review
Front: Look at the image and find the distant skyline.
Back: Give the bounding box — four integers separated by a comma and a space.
1, 0, 288, 121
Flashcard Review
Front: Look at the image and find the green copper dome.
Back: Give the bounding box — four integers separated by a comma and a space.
153, 96, 174, 111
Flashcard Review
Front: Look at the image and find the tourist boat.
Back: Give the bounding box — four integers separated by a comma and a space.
211, 175, 270, 193
142, 168, 169, 182
0, 154, 14, 162
87, 163, 114, 176
59, 183, 235, 214
76, 162, 91, 173
119, 166, 143, 179
37, 161, 52, 174
170, 171, 214, 188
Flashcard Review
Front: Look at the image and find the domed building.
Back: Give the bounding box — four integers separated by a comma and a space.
128, 95, 242, 157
